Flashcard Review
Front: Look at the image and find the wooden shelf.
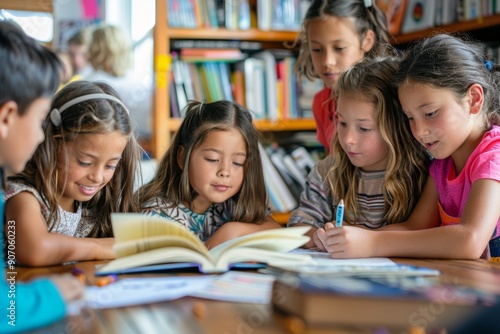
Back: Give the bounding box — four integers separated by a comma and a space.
166, 118, 317, 132
154, 0, 500, 225
168, 28, 299, 42
393, 14, 500, 45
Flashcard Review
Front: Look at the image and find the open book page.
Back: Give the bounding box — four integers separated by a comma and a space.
207, 226, 312, 272
98, 214, 313, 274
97, 247, 218, 274
111, 213, 209, 258
209, 225, 311, 258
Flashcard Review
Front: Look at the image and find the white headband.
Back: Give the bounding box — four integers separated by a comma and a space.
364, 0, 372, 7
50, 93, 129, 126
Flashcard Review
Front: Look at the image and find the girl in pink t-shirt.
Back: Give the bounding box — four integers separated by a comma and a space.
315, 34, 500, 259
291, 0, 395, 154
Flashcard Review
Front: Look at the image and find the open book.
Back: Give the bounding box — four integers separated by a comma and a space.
96, 213, 312, 275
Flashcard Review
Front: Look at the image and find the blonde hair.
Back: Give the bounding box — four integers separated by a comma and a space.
330, 57, 430, 225
88, 25, 132, 77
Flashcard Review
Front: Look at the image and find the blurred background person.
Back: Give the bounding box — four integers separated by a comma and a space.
86, 24, 152, 142
67, 27, 92, 78
56, 50, 82, 90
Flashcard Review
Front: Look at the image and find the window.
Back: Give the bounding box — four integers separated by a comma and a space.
0, 9, 54, 42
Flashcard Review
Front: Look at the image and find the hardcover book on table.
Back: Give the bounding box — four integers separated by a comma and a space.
96, 214, 311, 275
272, 274, 498, 330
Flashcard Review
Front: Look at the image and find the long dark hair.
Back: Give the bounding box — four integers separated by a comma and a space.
9, 80, 142, 237
139, 100, 269, 223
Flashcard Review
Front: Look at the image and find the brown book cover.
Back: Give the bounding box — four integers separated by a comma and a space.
376, 0, 408, 35
272, 274, 498, 331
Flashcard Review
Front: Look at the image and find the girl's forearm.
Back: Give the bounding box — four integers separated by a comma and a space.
373, 226, 486, 259
17, 235, 115, 266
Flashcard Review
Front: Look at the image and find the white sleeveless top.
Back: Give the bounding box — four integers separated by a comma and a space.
5, 182, 96, 237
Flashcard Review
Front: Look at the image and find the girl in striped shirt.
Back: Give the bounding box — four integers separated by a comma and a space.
288, 56, 430, 251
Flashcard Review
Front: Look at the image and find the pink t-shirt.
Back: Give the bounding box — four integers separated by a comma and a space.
430, 125, 500, 257
312, 87, 336, 152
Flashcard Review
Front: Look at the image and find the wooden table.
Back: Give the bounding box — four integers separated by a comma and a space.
18, 258, 500, 334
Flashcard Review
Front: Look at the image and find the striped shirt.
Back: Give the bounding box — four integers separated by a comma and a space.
288, 155, 387, 229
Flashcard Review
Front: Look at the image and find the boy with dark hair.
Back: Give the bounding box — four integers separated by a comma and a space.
0, 20, 83, 333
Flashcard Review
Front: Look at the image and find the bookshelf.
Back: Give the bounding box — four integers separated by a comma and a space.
152, 0, 500, 158
152, 0, 306, 159
0, 0, 53, 13
153, 1, 500, 223
392, 13, 500, 45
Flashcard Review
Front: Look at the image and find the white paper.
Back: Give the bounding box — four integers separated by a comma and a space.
67, 271, 276, 314
67, 275, 215, 313
190, 271, 275, 304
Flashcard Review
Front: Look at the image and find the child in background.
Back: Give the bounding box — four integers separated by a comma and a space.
67, 27, 92, 78
321, 34, 500, 259
0, 21, 83, 333
86, 24, 153, 139
56, 50, 82, 90
288, 56, 430, 249
293, 0, 392, 153
6, 80, 142, 266
139, 100, 280, 249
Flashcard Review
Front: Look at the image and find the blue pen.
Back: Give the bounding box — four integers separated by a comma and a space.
335, 199, 344, 227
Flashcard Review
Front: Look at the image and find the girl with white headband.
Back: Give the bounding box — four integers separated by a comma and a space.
5, 80, 142, 266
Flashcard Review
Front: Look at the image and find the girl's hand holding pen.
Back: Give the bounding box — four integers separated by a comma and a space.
313, 222, 337, 252
319, 226, 377, 259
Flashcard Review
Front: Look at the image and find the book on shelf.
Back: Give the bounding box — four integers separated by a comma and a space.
171, 57, 188, 115
253, 50, 279, 121
171, 40, 262, 51
259, 144, 299, 213
237, 57, 267, 119
96, 213, 311, 275
376, 0, 408, 35
180, 48, 246, 62
272, 274, 499, 330
266, 145, 304, 201
256, 0, 308, 31
400, 0, 436, 33
289, 145, 315, 177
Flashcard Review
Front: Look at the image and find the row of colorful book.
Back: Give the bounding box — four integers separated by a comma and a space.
169, 51, 322, 120
378, 0, 500, 36
167, 0, 311, 31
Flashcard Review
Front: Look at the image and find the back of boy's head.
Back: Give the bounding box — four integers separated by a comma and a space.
142, 100, 267, 223
88, 24, 131, 77
0, 20, 61, 114
393, 34, 500, 126
294, 0, 392, 81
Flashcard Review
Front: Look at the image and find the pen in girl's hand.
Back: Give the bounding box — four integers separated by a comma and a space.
335, 199, 344, 227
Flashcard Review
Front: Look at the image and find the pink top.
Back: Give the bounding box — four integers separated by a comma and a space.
430, 125, 500, 258
312, 87, 336, 152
